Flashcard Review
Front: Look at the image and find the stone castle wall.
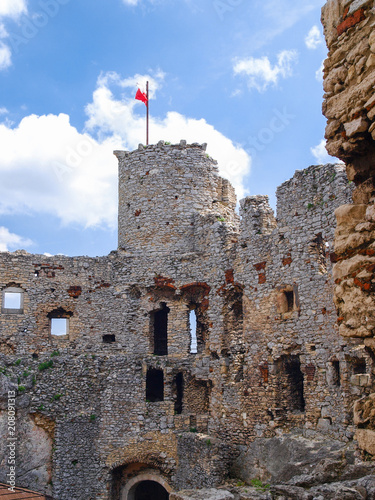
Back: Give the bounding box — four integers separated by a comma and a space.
322, 0, 375, 457
0, 140, 362, 499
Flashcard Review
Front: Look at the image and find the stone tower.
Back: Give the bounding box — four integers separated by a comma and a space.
115, 141, 237, 256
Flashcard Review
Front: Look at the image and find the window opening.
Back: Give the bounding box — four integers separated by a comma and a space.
174, 372, 184, 415
146, 368, 164, 402
285, 291, 294, 312
4, 292, 22, 309
51, 318, 68, 336
152, 303, 169, 355
353, 359, 366, 375
48, 308, 72, 337
2, 287, 24, 314
103, 334, 116, 343
332, 360, 340, 386
189, 309, 197, 354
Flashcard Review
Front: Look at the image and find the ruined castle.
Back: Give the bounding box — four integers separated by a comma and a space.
1, 1, 375, 499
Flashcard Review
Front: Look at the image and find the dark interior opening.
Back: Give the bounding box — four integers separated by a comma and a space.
134, 481, 169, 500
174, 372, 184, 415
152, 303, 169, 355
332, 360, 341, 386
285, 357, 305, 411
353, 359, 366, 375
276, 355, 305, 413
102, 334, 116, 343
146, 368, 164, 402
285, 291, 294, 312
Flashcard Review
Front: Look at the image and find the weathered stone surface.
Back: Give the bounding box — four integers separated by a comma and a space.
170, 489, 234, 500
323, 0, 375, 459
356, 429, 375, 455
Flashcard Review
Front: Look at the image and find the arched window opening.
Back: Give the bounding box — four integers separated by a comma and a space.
146, 368, 164, 402
151, 303, 169, 355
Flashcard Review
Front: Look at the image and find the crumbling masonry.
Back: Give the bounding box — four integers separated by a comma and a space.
0, 1, 375, 499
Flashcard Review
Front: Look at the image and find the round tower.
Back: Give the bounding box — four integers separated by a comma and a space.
114, 140, 237, 256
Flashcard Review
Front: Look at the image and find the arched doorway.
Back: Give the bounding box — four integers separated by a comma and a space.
134, 480, 169, 500
120, 472, 172, 500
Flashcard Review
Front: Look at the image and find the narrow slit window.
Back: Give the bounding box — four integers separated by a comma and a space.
51, 318, 68, 336
189, 309, 197, 354
332, 361, 340, 386
152, 303, 169, 356
285, 291, 294, 312
174, 372, 184, 414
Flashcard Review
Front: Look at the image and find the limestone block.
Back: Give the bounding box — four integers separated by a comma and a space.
170, 489, 235, 500
339, 323, 373, 338
325, 119, 341, 139
321, 0, 341, 46
354, 394, 375, 427
344, 117, 370, 137
356, 428, 375, 455
365, 203, 375, 221
367, 54, 375, 69
317, 417, 332, 430
348, 0, 373, 15
350, 374, 370, 386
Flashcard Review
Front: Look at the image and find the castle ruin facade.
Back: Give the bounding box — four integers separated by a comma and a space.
0, 0, 375, 498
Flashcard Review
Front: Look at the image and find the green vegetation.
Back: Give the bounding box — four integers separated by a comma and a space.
18, 386, 26, 392
38, 360, 53, 371
50, 350, 60, 357
250, 479, 270, 492
14, 359, 21, 366
90, 414, 96, 421
52, 394, 62, 401
189, 427, 197, 433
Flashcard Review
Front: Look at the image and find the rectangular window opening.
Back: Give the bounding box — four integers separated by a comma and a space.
285, 291, 294, 312
4, 292, 22, 309
152, 303, 169, 356
103, 334, 116, 343
51, 318, 68, 336
146, 368, 164, 402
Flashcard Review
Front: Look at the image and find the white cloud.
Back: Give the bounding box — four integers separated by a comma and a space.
305, 25, 323, 50
0, 226, 32, 252
315, 59, 324, 82
0, 0, 27, 19
0, 42, 11, 69
311, 139, 340, 165
233, 50, 298, 92
122, 0, 140, 5
0, 71, 250, 230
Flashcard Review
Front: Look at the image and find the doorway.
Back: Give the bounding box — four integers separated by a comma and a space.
133, 480, 169, 500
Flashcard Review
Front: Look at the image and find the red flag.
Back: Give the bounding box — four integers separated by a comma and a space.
135, 88, 148, 106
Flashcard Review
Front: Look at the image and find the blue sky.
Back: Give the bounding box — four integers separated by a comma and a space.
0, 0, 335, 257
